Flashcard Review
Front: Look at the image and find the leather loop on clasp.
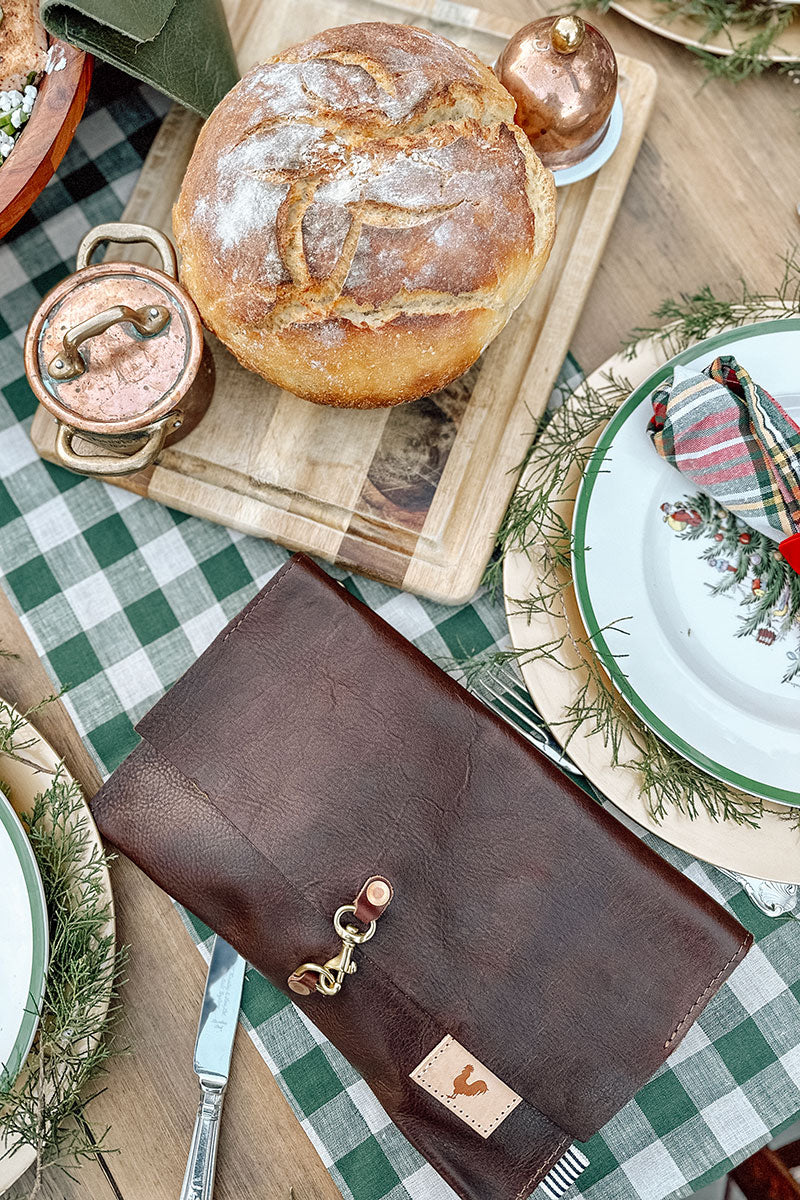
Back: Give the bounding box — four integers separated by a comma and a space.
354, 875, 393, 923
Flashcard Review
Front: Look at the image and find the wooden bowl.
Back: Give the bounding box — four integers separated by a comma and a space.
0, 40, 93, 239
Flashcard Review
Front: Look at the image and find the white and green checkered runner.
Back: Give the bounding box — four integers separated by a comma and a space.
2, 68, 800, 1200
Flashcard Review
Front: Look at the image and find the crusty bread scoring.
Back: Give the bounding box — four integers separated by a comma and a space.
174, 22, 556, 408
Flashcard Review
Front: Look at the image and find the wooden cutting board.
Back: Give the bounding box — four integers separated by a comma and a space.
31, 0, 656, 604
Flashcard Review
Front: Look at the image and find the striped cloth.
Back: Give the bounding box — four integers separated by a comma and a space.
541, 1147, 591, 1198
649, 356, 800, 538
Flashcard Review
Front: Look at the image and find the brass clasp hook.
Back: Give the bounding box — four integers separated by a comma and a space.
289, 904, 376, 997
288, 878, 392, 999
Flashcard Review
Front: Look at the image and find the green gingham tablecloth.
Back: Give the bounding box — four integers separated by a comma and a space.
2, 66, 800, 1200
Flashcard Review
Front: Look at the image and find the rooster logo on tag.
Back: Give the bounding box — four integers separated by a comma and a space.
448, 1065, 489, 1100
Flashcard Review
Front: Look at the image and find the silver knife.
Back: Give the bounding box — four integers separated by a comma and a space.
179, 937, 246, 1200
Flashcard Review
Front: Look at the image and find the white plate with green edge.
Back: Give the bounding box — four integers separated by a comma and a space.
572, 318, 800, 807
0, 790, 48, 1088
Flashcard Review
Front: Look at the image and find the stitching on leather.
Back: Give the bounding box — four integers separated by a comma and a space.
411, 1035, 522, 1136
663, 934, 750, 1050
168, 557, 565, 1129
514, 1136, 572, 1200
220, 556, 299, 644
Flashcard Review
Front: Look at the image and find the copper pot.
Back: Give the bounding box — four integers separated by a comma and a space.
25, 222, 214, 477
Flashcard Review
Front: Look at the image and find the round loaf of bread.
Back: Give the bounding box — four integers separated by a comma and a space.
173, 22, 556, 408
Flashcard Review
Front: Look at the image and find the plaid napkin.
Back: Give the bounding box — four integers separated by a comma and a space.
649, 355, 800, 569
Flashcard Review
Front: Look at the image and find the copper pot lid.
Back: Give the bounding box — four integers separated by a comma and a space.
25, 223, 204, 436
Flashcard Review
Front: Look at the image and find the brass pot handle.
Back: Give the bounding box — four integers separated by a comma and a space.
54, 416, 174, 478
75, 221, 178, 277
47, 303, 171, 381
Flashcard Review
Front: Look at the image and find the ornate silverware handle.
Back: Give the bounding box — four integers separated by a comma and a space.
720, 869, 800, 919
179, 1076, 226, 1200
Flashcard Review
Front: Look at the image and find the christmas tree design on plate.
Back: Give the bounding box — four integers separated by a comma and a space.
660, 492, 800, 686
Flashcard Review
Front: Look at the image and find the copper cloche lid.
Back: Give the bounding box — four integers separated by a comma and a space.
495, 15, 618, 171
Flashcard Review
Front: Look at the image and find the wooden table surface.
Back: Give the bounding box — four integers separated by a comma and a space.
3, 1, 798, 1196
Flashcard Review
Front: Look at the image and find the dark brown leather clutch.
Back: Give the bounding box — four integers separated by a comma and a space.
91, 554, 751, 1200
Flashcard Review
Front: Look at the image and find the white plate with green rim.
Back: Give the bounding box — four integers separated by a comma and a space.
572, 318, 800, 807
0, 790, 48, 1088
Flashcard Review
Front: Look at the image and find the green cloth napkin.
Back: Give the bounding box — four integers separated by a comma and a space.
40, 0, 239, 117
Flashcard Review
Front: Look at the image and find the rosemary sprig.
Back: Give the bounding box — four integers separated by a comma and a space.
0, 723, 123, 1197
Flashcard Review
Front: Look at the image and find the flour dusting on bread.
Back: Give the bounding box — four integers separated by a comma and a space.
174, 21, 556, 408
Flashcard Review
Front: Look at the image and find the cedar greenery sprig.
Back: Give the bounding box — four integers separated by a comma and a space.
0, 707, 123, 1199
575, 0, 798, 81
484, 368, 633, 596
0, 697, 61, 778
623, 250, 800, 356
488, 370, 764, 826
691, 14, 797, 81
475, 254, 800, 826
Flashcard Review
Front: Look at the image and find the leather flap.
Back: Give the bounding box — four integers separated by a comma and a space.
133, 555, 751, 1142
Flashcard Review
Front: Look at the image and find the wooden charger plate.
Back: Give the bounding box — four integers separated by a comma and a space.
0, 40, 93, 239
0, 700, 113, 1195
503, 333, 800, 885
610, 0, 800, 62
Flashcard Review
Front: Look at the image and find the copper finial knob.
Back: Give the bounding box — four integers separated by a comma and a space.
495, 15, 618, 171
550, 15, 585, 53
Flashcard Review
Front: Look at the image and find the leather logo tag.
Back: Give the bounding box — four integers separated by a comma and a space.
410, 1035, 522, 1138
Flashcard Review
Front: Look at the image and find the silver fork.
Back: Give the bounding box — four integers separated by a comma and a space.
469, 658, 800, 921
468, 657, 583, 776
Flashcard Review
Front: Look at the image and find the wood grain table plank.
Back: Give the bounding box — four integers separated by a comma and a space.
0, 586, 342, 1200
9, 1155, 120, 1200
560, 11, 798, 374
6, 2, 799, 1195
